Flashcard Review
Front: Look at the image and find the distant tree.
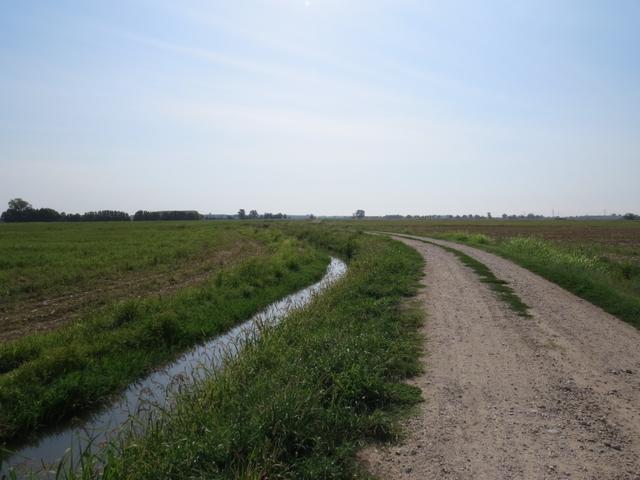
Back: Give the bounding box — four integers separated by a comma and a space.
8, 198, 31, 212
502, 213, 507, 219
249, 209, 259, 219
238, 209, 246, 220
1, 198, 63, 222
37, 208, 61, 222
623, 213, 639, 220
309, 214, 316, 220
487, 212, 492, 219
353, 209, 365, 219
63, 213, 83, 222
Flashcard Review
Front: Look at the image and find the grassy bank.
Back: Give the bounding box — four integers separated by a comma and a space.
66, 230, 424, 479
0, 228, 329, 446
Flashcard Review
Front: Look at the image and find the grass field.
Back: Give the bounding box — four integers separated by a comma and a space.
0, 222, 268, 342
0, 222, 330, 446
343, 219, 640, 328
58, 227, 425, 479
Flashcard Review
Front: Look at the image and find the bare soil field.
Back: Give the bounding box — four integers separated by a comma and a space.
362, 236, 640, 479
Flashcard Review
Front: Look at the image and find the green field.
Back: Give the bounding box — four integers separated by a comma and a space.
0, 222, 269, 342
0, 222, 330, 445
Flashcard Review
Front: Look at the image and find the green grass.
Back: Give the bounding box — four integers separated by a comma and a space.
0, 221, 262, 307
58, 228, 425, 479
0, 228, 329, 446
392, 234, 530, 317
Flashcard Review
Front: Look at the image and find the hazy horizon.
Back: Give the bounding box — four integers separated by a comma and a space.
2, 1, 639, 217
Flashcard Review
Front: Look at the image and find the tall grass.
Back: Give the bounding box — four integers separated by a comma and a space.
494, 237, 640, 327
0, 233, 329, 445
62, 231, 424, 479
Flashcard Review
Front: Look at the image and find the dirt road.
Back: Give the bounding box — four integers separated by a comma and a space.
361, 236, 640, 479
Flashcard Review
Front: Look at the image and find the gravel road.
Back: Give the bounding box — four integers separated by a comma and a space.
361, 236, 640, 479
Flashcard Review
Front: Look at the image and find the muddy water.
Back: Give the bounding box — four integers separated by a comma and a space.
2, 258, 347, 478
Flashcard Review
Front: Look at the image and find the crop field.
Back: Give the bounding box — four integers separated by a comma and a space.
0, 222, 271, 342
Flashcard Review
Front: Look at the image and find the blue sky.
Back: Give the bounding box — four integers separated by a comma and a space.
1, 0, 639, 215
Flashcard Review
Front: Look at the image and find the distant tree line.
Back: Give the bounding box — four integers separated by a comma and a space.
133, 210, 202, 221
65, 210, 131, 222
236, 209, 287, 220
0, 199, 205, 223
0, 199, 131, 222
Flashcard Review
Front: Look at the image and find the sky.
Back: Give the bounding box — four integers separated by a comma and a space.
1, 0, 639, 216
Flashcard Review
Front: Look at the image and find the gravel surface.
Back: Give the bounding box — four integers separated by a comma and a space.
361, 236, 640, 480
